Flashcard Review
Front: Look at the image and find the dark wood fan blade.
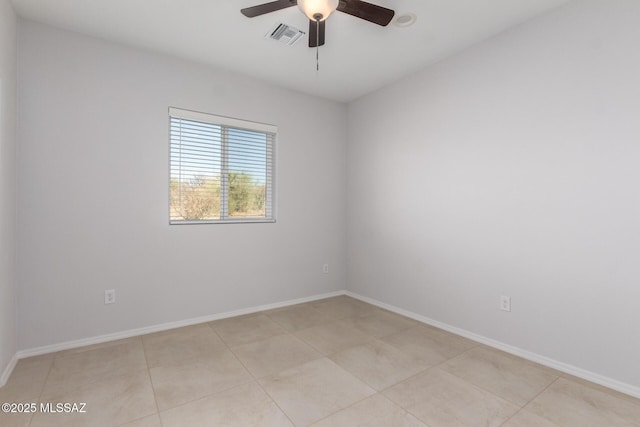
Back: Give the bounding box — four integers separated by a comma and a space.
337, 0, 394, 26
308, 20, 326, 47
241, 0, 297, 18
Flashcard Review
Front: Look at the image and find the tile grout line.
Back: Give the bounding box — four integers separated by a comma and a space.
379, 361, 524, 427
140, 336, 163, 427
306, 392, 380, 426
21, 297, 633, 426
321, 328, 458, 422
498, 376, 562, 426
377, 392, 428, 425
303, 315, 485, 403
374, 345, 509, 425
26, 338, 152, 427
431, 365, 529, 409
14, 300, 456, 425
377, 364, 437, 396
210, 322, 298, 427
428, 344, 563, 410
260, 302, 333, 332
213, 299, 394, 426
209, 312, 291, 348
26, 355, 55, 427
374, 337, 482, 395
140, 325, 256, 420
220, 310, 382, 425
114, 303, 379, 421
376, 366, 435, 426
249, 382, 297, 427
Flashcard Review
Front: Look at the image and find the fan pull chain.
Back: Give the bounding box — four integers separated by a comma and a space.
316, 19, 320, 71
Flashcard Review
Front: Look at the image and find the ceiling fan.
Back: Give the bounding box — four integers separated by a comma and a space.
241, 0, 395, 48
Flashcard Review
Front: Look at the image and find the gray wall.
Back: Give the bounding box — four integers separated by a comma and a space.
347, 0, 640, 389
11, 0, 640, 395
17, 21, 348, 350
0, 0, 17, 383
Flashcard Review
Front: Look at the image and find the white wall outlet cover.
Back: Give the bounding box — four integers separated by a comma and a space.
104, 289, 116, 305
500, 295, 511, 312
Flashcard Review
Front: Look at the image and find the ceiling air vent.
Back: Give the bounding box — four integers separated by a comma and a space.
265, 23, 305, 46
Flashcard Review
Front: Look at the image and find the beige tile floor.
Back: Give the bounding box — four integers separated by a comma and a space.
1, 296, 639, 426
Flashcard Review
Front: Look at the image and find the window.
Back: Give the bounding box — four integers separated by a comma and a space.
169, 107, 276, 224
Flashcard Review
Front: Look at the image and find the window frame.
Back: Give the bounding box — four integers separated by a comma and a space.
168, 107, 277, 225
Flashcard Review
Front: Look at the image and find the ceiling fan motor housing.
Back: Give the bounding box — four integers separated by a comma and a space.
298, 0, 339, 21
241, 0, 396, 49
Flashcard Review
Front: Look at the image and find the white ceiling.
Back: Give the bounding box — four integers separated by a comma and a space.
11, 0, 570, 102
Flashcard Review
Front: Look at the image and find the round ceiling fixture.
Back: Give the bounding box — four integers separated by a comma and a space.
394, 13, 417, 27
298, 0, 339, 21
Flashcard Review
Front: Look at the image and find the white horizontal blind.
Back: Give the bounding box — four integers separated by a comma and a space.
169, 108, 275, 224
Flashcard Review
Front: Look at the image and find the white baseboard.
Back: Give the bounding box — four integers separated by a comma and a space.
345, 291, 640, 400
0, 353, 18, 388
15, 290, 346, 360
6, 288, 638, 400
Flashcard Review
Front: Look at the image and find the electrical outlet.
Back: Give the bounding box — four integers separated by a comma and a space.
500, 295, 511, 312
323, 263, 329, 274
105, 289, 116, 305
